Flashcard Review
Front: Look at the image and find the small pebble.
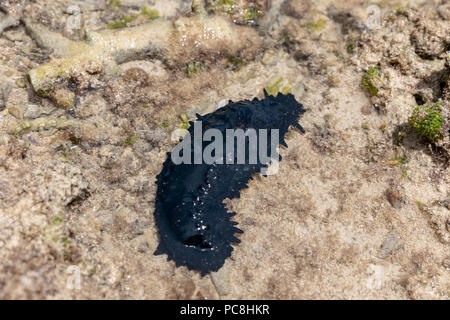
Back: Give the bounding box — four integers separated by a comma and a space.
386, 188, 402, 208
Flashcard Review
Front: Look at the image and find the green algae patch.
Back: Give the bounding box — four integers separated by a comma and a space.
109, 0, 121, 7
244, 6, 262, 22
209, 0, 236, 14
52, 215, 64, 224
185, 61, 204, 77
362, 67, 382, 96
347, 43, 356, 54
408, 102, 444, 142
207, 1, 262, 24
107, 16, 133, 29
266, 77, 292, 96
159, 120, 170, 129
141, 7, 159, 20
123, 134, 140, 146
179, 112, 190, 130
226, 54, 244, 70
306, 17, 327, 32
106, 6, 159, 30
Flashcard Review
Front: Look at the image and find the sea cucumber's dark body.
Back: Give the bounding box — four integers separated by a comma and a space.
154, 91, 305, 275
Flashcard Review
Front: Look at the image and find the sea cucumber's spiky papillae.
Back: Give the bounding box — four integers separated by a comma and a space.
154, 91, 305, 275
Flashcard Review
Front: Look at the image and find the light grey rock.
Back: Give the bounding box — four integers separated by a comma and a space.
23, 104, 57, 119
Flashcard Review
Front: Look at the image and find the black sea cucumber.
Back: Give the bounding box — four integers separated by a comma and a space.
154, 90, 305, 275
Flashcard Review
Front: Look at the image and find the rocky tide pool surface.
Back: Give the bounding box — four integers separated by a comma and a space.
0, 0, 448, 299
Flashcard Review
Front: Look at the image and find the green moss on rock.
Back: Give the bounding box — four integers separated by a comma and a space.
206, 0, 263, 24
159, 120, 170, 129
123, 134, 139, 146
306, 17, 327, 32
109, 0, 121, 7
185, 61, 204, 77
244, 6, 262, 22
266, 77, 292, 96
226, 54, 244, 70
347, 43, 356, 54
179, 112, 190, 130
141, 7, 159, 20
107, 16, 133, 29
209, 0, 235, 14
408, 102, 444, 142
362, 67, 382, 96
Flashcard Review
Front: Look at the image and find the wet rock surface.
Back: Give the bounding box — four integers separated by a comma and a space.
0, 0, 448, 299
